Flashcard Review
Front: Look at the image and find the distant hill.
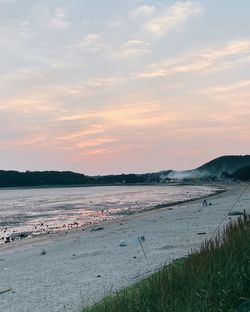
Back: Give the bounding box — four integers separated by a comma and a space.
196, 155, 250, 176
159, 155, 250, 180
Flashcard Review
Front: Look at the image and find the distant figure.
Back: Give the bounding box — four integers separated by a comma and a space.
203, 199, 208, 207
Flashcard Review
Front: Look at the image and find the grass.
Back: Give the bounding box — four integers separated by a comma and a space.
82, 214, 250, 312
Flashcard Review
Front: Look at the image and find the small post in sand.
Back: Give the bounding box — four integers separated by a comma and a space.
138, 236, 147, 259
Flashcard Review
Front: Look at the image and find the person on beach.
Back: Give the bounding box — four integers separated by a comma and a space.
203, 199, 208, 207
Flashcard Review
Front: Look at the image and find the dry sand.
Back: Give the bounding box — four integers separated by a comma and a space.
0, 182, 249, 312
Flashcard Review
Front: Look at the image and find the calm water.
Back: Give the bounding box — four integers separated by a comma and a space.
0, 185, 218, 241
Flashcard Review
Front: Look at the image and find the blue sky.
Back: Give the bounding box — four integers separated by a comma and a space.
0, 0, 250, 174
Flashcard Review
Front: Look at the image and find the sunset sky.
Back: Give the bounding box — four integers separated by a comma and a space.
0, 0, 250, 175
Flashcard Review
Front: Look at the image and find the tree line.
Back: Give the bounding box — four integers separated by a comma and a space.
0, 170, 161, 187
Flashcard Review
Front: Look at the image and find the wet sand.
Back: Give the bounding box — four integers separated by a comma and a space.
0, 182, 249, 312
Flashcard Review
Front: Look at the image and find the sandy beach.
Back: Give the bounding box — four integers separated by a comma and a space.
0, 182, 249, 312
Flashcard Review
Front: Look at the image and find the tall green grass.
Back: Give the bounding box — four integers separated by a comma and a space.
83, 215, 250, 312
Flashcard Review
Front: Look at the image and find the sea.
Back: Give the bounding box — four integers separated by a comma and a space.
0, 184, 220, 243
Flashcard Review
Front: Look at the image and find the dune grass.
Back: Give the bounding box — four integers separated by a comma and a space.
83, 215, 250, 312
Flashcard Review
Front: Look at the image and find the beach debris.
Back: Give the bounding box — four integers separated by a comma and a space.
40, 249, 46, 256
4, 237, 11, 244
0, 288, 12, 295
119, 239, 127, 247
19, 233, 27, 239
11, 231, 32, 241
91, 227, 104, 232
228, 211, 244, 216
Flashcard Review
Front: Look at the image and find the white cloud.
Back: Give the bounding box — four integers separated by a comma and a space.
196, 80, 250, 95
0, 97, 58, 114
144, 1, 203, 37
65, 33, 109, 54
130, 5, 156, 19
140, 39, 250, 78
200, 40, 250, 61
113, 40, 151, 58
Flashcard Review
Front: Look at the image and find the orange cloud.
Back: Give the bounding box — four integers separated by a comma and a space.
76, 137, 118, 149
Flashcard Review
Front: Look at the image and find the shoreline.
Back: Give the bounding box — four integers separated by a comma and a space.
0, 182, 248, 312
0, 184, 225, 249
0, 182, 181, 191
0, 180, 221, 191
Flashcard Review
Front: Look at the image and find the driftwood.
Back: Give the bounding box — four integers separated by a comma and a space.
0, 288, 12, 295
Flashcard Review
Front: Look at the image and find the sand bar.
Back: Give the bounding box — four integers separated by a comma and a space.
0, 182, 249, 312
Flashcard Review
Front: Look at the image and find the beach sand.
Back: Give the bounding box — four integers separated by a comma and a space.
0, 182, 249, 312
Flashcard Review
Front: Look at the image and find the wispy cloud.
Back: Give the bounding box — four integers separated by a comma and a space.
196, 80, 250, 95
0, 98, 59, 114
76, 137, 118, 149
113, 40, 151, 58
130, 5, 156, 20
82, 148, 115, 156
71, 144, 141, 159
3, 133, 48, 149
47, 76, 126, 100
57, 125, 106, 141
55, 102, 168, 127
143, 1, 203, 37
66, 33, 108, 53
140, 39, 250, 78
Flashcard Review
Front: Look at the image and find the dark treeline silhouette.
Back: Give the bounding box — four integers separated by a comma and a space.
0, 170, 161, 188
0, 170, 90, 187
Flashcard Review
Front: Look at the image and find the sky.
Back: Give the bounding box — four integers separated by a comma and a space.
0, 0, 250, 175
